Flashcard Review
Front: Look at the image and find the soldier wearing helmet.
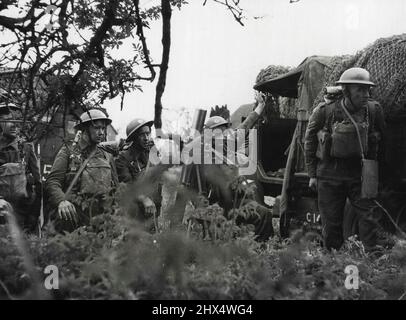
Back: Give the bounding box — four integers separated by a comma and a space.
0, 103, 41, 232
175, 92, 274, 240
115, 118, 162, 230
116, 118, 155, 183
304, 67, 387, 252
45, 109, 118, 232
204, 116, 230, 132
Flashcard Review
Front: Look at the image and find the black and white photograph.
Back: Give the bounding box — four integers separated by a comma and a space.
0, 0, 406, 304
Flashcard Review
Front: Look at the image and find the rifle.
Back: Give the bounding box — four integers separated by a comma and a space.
37, 143, 44, 238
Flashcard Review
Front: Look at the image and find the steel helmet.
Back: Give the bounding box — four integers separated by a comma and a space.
204, 116, 230, 129
336, 67, 376, 86
75, 109, 112, 129
0, 103, 21, 115
126, 118, 154, 142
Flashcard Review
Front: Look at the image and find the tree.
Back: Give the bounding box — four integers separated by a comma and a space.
0, 0, 261, 139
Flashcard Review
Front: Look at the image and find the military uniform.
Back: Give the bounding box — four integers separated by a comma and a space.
115, 144, 162, 226
204, 110, 261, 206
304, 98, 385, 250
0, 138, 41, 229
196, 110, 274, 240
116, 146, 150, 183
45, 138, 118, 232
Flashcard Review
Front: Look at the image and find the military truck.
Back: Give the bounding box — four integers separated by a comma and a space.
232, 34, 406, 238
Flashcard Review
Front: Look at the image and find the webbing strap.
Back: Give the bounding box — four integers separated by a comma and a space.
340, 100, 367, 160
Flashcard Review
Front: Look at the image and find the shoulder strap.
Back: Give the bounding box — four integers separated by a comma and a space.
340, 101, 366, 159
65, 148, 97, 197
319, 101, 335, 133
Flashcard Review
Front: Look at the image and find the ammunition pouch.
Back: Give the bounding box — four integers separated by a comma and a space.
0, 162, 28, 202
330, 121, 368, 159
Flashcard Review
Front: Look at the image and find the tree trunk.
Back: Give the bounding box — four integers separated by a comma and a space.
154, 0, 172, 129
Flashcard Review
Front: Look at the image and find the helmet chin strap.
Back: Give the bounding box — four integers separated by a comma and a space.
81, 128, 96, 148
343, 86, 359, 112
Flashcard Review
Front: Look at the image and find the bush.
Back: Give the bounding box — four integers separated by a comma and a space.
1, 212, 406, 300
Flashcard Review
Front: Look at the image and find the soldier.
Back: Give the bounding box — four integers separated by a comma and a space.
176, 92, 274, 240
304, 67, 386, 252
45, 109, 118, 232
115, 119, 162, 230
202, 92, 266, 207
0, 103, 41, 232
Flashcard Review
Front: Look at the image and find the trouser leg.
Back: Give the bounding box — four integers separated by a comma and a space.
347, 180, 380, 249
317, 179, 347, 250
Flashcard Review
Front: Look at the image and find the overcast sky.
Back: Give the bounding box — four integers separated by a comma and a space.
2, 1, 405, 137
105, 0, 406, 137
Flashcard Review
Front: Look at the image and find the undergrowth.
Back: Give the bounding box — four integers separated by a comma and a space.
1, 173, 405, 300
1, 209, 405, 300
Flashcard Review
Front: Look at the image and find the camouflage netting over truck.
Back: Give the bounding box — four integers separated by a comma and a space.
313, 34, 406, 117
255, 65, 291, 85
254, 34, 406, 119
255, 65, 297, 119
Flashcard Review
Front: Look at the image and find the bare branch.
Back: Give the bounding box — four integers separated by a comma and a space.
133, 0, 156, 82
209, 0, 244, 26
73, 0, 121, 83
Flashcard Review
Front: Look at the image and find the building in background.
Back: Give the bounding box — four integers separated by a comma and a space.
0, 68, 117, 177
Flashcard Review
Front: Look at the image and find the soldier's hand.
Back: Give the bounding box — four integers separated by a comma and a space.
58, 200, 78, 224
255, 91, 267, 105
142, 197, 157, 217
254, 91, 267, 115
309, 178, 318, 191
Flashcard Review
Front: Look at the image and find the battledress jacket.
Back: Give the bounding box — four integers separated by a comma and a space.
304, 98, 385, 181
45, 138, 119, 211
0, 138, 41, 204
115, 145, 150, 183
0, 139, 40, 182
199, 110, 261, 206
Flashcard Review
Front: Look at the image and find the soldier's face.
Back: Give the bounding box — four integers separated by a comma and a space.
87, 120, 107, 144
1, 114, 17, 139
346, 84, 370, 109
134, 126, 151, 150
2, 121, 17, 138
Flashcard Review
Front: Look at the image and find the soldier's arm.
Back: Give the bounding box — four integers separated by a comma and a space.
109, 153, 119, 187
304, 105, 325, 178
236, 93, 266, 131
372, 102, 386, 160
374, 103, 386, 135
236, 111, 260, 132
115, 152, 133, 183
100, 139, 125, 157
45, 145, 70, 209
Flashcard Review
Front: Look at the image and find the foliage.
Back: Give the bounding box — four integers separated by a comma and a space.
1, 192, 406, 300
0, 0, 253, 136
0, 0, 190, 136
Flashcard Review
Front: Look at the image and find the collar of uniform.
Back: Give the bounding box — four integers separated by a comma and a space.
129, 144, 149, 162
77, 134, 96, 152
341, 98, 367, 115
